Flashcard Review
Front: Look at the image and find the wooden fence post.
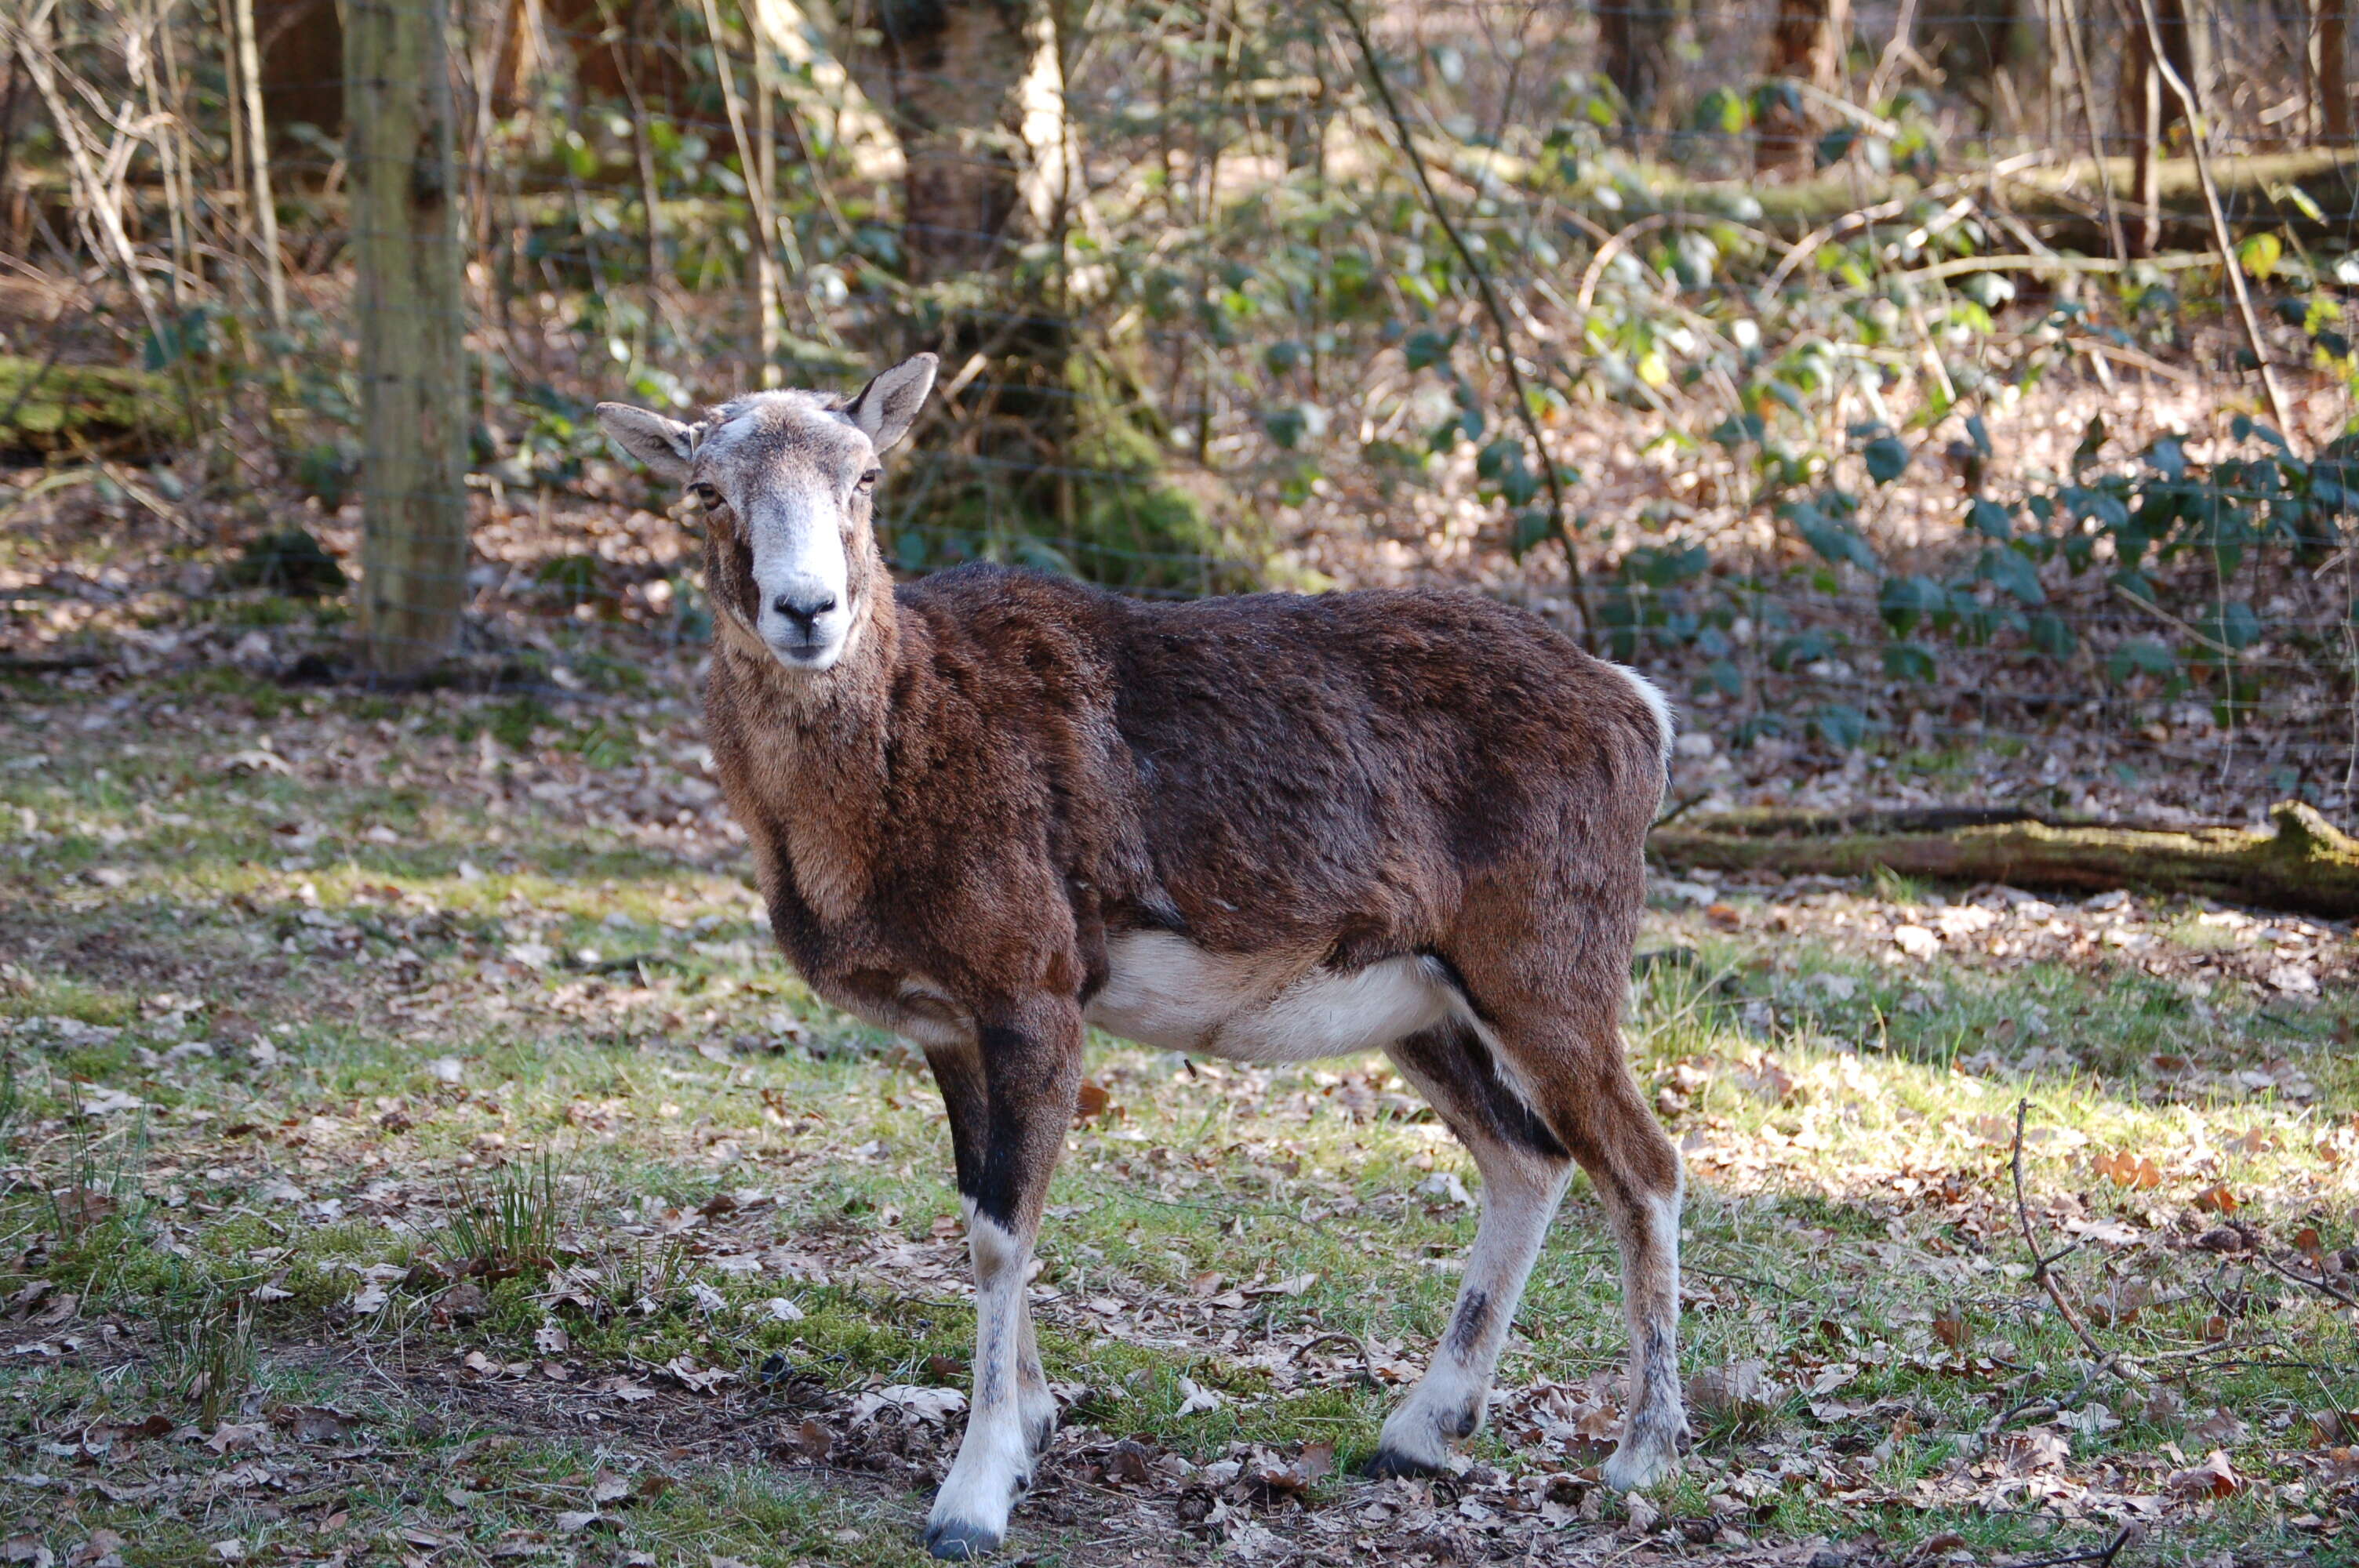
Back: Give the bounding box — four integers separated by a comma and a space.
346, 0, 467, 681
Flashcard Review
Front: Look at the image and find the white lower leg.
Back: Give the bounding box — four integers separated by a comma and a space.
1376, 1161, 1568, 1472
929, 1213, 1037, 1557
1601, 1182, 1685, 1491
1014, 1299, 1057, 1450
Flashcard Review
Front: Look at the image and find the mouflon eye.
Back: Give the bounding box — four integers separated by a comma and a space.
856, 468, 881, 489
692, 481, 721, 506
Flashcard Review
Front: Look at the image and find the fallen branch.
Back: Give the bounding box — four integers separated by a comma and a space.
1650, 800, 2359, 918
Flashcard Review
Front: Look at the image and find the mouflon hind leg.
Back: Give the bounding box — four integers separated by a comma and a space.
1369, 1019, 1576, 1477
921, 996, 1085, 1561
1563, 1065, 1685, 1490
1444, 903, 1687, 1494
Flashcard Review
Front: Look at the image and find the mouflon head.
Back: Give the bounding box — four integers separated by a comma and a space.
597, 353, 937, 673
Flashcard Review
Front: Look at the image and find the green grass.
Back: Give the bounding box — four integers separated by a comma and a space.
2, 674, 2354, 1566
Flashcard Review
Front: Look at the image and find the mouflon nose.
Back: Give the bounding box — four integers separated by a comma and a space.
771, 591, 837, 637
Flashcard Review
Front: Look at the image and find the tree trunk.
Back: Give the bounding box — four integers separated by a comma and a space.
1650, 802, 2359, 918
227, 0, 288, 331
2320, 0, 2353, 139
543, 0, 686, 110
346, 0, 470, 681
253, 0, 343, 142
2121, 0, 2204, 252
876, 0, 1048, 282
1757, 0, 1850, 173
747, 0, 904, 186
1597, 0, 1672, 127
870, 0, 1074, 481
1923, 0, 2017, 123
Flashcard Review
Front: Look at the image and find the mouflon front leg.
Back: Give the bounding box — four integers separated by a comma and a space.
923, 994, 1084, 1562
923, 1036, 1059, 1456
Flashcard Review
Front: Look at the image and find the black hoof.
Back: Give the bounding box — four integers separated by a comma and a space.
923, 1519, 1002, 1561
1361, 1446, 1445, 1480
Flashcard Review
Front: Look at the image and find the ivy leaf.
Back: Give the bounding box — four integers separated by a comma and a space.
2106, 638, 2179, 682
2029, 612, 2077, 659
1978, 547, 2045, 605
1404, 329, 1455, 372
1812, 704, 1870, 750
2074, 415, 2109, 470
1261, 405, 1310, 449
1967, 497, 2012, 540
2201, 601, 2261, 652
1693, 87, 1750, 135
1509, 509, 1556, 561
1790, 503, 1880, 572
1879, 574, 1949, 635
1883, 641, 1938, 681
1263, 340, 1307, 375
2236, 232, 2281, 281
1862, 436, 1910, 485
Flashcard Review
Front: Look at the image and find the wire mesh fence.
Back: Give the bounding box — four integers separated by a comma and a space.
3, 0, 2357, 822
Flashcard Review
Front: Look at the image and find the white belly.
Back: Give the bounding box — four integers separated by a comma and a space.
1084, 931, 1454, 1063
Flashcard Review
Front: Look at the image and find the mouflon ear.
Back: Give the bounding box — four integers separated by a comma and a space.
595, 404, 704, 480
842, 353, 939, 454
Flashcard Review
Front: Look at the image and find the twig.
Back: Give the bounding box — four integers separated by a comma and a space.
2258, 1250, 2359, 1312
2131, 0, 2299, 453
1322, 0, 1594, 652
1652, 790, 1709, 829
1576, 214, 1672, 312
1683, 1264, 1807, 1300
2009, 1100, 2135, 1377
2001, 1526, 2134, 1568
1293, 1330, 1380, 1387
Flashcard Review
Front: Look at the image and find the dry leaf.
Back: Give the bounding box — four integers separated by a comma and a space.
1685, 1359, 1774, 1421
2190, 1409, 2249, 1446
2165, 1449, 2241, 1498
534, 1323, 570, 1355
2092, 1149, 2162, 1189
1073, 1079, 1113, 1121
1104, 1439, 1153, 1486
1174, 1376, 1223, 1417
793, 1419, 833, 1461
2192, 1183, 2239, 1214
1931, 1307, 1970, 1349
3, 1538, 54, 1568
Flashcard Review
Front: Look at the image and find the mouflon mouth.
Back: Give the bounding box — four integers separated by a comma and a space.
767, 634, 843, 671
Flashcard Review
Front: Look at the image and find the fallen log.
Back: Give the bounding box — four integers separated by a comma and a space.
1543, 147, 2358, 250
0, 355, 188, 458
1650, 800, 2359, 919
